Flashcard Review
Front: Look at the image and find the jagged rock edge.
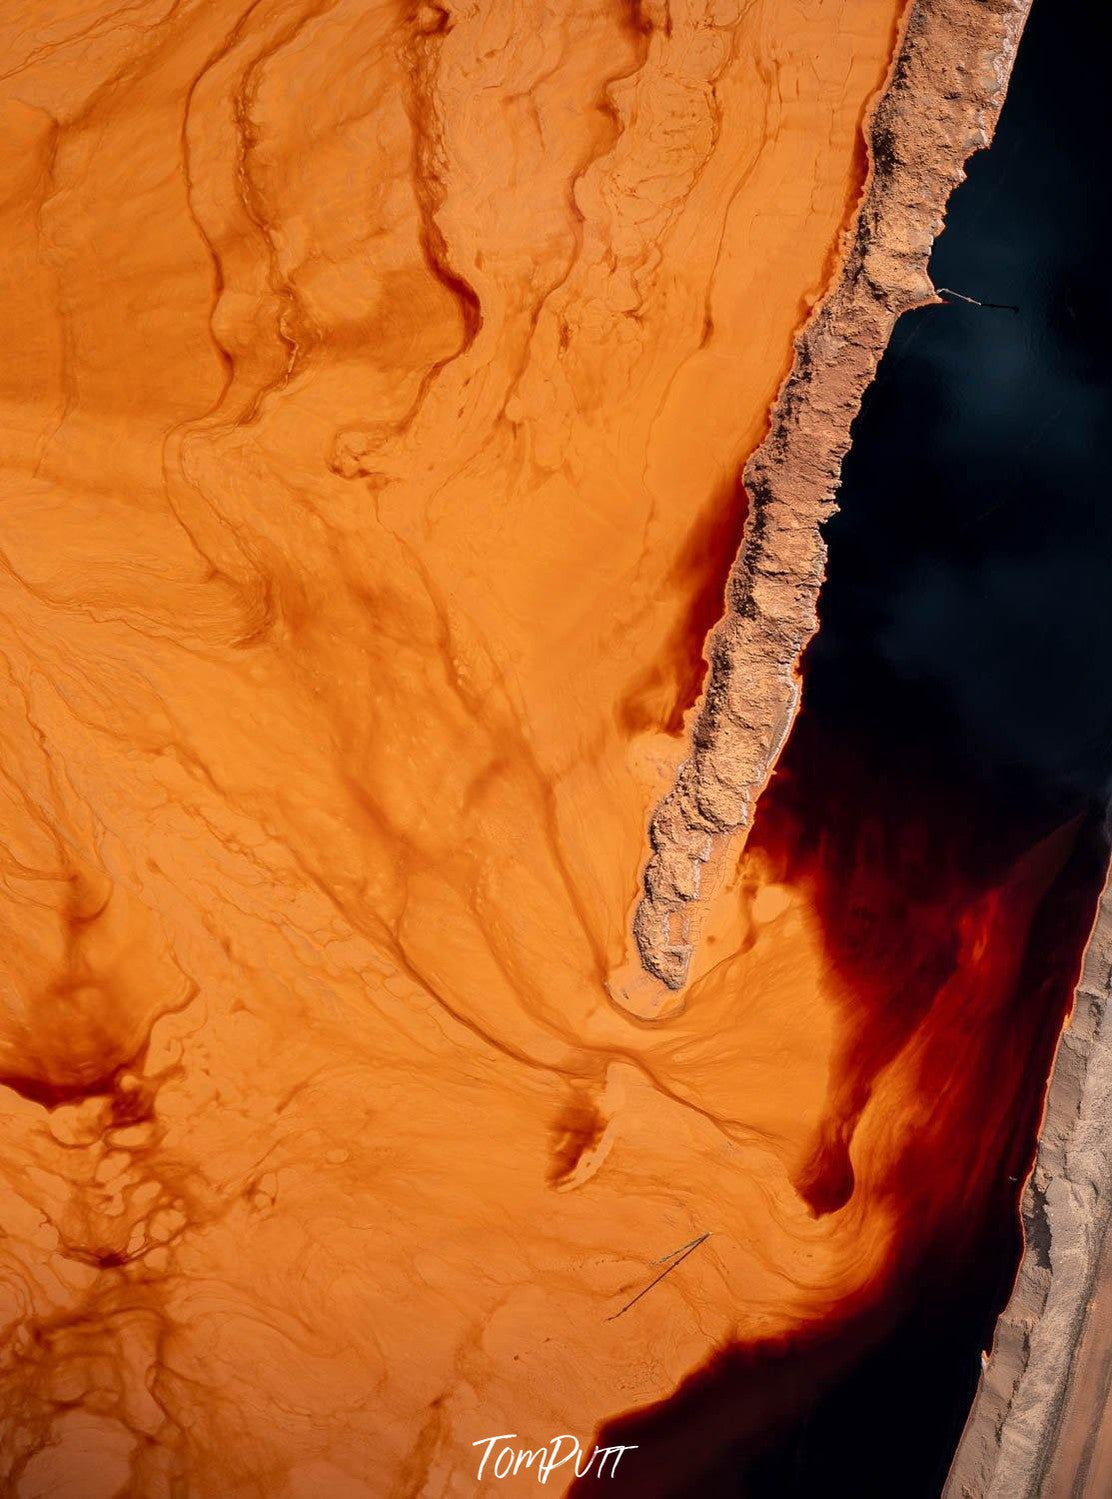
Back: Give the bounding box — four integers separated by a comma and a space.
945, 864, 1112, 1496
631, 0, 1035, 991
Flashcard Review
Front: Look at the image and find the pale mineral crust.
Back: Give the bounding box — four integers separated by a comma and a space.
634, 0, 1035, 990
945, 865, 1112, 1498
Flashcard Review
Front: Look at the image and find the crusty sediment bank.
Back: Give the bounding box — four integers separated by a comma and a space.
633, 0, 1034, 992
945, 864, 1112, 1498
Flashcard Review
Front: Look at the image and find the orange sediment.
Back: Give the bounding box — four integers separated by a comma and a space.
0, 2, 945, 1493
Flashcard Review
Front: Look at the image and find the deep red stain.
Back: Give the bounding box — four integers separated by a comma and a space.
577, 696, 1106, 1495
620, 476, 749, 736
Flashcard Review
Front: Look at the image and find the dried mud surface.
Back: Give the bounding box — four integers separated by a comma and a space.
0, 3, 920, 1491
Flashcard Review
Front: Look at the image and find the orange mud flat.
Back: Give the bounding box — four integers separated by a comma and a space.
0, 2, 906, 1495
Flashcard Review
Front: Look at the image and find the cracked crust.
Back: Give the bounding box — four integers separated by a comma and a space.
633, 0, 1035, 990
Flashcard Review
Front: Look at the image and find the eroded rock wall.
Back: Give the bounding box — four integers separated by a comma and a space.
634, 0, 1035, 991
946, 866, 1112, 1498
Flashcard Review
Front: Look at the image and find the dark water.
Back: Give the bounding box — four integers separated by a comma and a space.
743, 0, 1112, 1489
580, 0, 1112, 1492
811, 0, 1112, 825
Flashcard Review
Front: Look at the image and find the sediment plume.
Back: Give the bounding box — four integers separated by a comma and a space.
575, 700, 1107, 1494
633, 0, 1034, 991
